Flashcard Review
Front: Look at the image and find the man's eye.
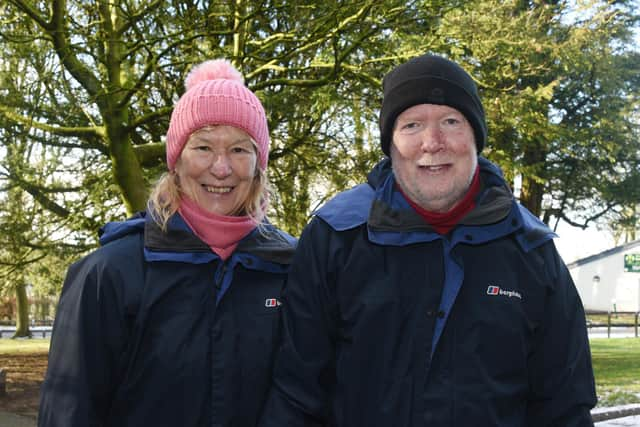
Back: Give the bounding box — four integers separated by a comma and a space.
443, 117, 461, 125
196, 145, 211, 151
402, 122, 419, 129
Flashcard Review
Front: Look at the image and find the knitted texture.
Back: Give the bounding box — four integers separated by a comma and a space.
379, 54, 487, 155
166, 59, 269, 170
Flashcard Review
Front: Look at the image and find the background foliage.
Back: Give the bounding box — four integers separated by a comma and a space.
1, 0, 639, 333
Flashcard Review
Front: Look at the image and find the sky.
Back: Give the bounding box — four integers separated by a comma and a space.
554, 222, 618, 264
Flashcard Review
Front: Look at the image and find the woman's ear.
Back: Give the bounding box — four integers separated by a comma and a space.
171, 169, 181, 187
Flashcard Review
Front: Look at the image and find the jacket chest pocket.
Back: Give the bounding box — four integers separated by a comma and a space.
446, 283, 538, 385
223, 272, 284, 395
229, 271, 284, 345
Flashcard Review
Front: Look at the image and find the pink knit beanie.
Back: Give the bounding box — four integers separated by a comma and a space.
166, 59, 270, 171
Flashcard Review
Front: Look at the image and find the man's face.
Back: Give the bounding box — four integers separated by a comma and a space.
390, 103, 478, 213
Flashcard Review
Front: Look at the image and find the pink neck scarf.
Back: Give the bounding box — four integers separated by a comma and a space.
178, 196, 258, 260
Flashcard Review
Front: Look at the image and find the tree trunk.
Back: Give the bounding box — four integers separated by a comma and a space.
109, 135, 149, 214
520, 176, 544, 218
12, 282, 31, 338
519, 143, 547, 219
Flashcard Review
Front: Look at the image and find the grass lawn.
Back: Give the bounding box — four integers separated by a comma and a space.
590, 337, 640, 407
0, 339, 49, 354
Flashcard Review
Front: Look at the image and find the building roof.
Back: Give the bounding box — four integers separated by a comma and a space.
566, 238, 640, 269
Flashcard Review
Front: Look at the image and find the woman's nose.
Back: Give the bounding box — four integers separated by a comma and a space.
210, 153, 232, 177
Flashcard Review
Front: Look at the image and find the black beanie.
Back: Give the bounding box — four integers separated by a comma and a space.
379, 54, 487, 156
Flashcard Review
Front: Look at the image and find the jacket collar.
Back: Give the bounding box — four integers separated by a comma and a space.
144, 213, 296, 265
100, 211, 296, 265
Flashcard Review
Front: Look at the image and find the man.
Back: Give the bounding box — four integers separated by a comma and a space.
259, 54, 596, 426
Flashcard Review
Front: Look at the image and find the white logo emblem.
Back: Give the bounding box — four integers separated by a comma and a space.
486, 285, 522, 300
265, 298, 281, 307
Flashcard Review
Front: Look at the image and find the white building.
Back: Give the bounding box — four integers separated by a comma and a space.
566, 239, 640, 313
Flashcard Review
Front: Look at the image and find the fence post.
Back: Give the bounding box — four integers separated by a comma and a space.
607, 311, 611, 338
0, 369, 6, 396
635, 312, 639, 338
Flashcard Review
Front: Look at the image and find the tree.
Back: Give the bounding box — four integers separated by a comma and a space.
0, 33, 117, 334
1, 0, 638, 319
427, 0, 640, 230
0, 0, 439, 307
1, 0, 428, 231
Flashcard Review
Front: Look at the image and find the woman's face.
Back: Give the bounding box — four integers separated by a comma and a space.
175, 126, 257, 216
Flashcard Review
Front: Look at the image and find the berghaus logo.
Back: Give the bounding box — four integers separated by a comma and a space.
265, 298, 281, 308
486, 285, 522, 299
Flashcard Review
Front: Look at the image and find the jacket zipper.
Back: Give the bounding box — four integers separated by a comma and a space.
214, 261, 228, 305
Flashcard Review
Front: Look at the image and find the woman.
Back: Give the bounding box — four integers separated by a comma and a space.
38, 59, 295, 427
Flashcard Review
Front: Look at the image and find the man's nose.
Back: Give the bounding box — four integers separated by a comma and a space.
420, 126, 444, 153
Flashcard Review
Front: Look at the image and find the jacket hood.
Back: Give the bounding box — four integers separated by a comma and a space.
98, 212, 146, 246
477, 156, 504, 179
367, 157, 393, 189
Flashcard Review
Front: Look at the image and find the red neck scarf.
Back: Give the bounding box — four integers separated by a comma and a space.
178, 196, 259, 260
399, 166, 480, 235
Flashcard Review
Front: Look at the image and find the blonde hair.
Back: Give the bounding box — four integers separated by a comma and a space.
149, 134, 271, 231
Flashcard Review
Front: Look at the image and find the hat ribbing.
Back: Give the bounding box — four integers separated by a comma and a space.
166, 59, 269, 170
379, 54, 487, 155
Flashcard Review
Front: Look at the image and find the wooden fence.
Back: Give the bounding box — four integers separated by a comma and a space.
586, 311, 640, 338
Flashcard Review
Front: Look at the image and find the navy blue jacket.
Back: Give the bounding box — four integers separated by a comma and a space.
259, 158, 596, 427
38, 212, 296, 427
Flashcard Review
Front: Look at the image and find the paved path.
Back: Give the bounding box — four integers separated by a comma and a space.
595, 415, 640, 426
593, 403, 640, 426
0, 411, 35, 427
589, 326, 639, 339
2, 409, 638, 426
